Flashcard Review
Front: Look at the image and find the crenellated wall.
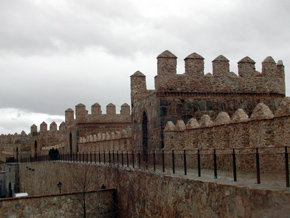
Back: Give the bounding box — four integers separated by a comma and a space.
78, 127, 133, 152
154, 50, 285, 95
130, 50, 286, 149
67, 102, 131, 124
0, 132, 30, 161
163, 100, 290, 150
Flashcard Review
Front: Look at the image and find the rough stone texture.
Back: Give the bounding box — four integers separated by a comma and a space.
250, 103, 274, 120
199, 115, 213, 127
186, 118, 200, 129
275, 97, 290, 116
175, 120, 186, 131
164, 121, 175, 132
19, 162, 290, 218
232, 108, 249, 122
131, 51, 285, 149
214, 112, 231, 125
0, 189, 117, 218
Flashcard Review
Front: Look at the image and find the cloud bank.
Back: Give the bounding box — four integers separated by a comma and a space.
0, 0, 290, 133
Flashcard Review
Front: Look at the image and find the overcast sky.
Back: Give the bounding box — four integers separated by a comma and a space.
1, 0, 290, 134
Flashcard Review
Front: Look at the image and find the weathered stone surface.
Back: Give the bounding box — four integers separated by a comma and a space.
175, 120, 186, 131
214, 112, 231, 125
18, 162, 290, 218
275, 97, 290, 116
164, 121, 175, 132
0, 189, 117, 218
186, 118, 200, 129
232, 108, 249, 122
250, 103, 274, 120
199, 115, 213, 127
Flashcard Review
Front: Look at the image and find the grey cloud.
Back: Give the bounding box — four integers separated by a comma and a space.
0, 0, 290, 133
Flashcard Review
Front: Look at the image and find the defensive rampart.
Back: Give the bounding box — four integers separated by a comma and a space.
164, 100, 290, 150
0, 189, 117, 217
78, 127, 132, 152
18, 161, 290, 217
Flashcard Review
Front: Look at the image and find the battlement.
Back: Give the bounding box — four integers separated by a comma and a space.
0, 131, 28, 144
30, 121, 66, 135
131, 50, 285, 98
163, 99, 290, 150
65, 102, 131, 124
78, 127, 132, 152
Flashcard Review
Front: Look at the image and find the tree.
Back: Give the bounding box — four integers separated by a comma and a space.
67, 163, 99, 218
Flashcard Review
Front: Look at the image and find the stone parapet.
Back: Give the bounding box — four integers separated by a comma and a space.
153, 51, 285, 95
164, 100, 290, 150
78, 127, 132, 152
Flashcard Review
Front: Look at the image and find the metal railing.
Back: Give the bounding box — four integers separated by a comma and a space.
19, 146, 289, 188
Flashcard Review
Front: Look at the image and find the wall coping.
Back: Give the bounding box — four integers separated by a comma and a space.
0, 188, 116, 202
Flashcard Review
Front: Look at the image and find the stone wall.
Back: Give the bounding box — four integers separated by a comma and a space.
164, 102, 290, 150
130, 50, 286, 149
154, 50, 285, 95
18, 161, 290, 217
78, 128, 132, 152
0, 189, 117, 217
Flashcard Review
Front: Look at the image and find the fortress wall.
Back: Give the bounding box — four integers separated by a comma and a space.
154, 51, 285, 95
78, 127, 133, 152
0, 189, 117, 217
131, 92, 161, 148
72, 103, 131, 124
19, 161, 290, 217
163, 101, 290, 173
164, 115, 290, 150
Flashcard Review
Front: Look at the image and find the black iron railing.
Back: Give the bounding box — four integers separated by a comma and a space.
18, 146, 290, 188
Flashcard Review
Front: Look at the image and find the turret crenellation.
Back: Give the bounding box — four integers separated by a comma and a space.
91, 103, 102, 115
75, 103, 88, 121
157, 50, 177, 76
262, 56, 277, 77
184, 52, 204, 77
65, 108, 74, 124
212, 55, 230, 76
40, 122, 47, 133
106, 103, 116, 115
130, 71, 147, 100
150, 51, 285, 95
238, 56, 256, 78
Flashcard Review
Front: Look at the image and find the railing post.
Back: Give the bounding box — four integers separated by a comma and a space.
109, 151, 111, 164
113, 150, 115, 163
197, 149, 201, 177
213, 149, 217, 179
127, 151, 129, 167
122, 151, 124, 166
172, 150, 175, 174
232, 148, 237, 181
94, 152, 96, 163
132, 151, 135, 168
285, 146, 289, 187
104, 152, 106, 164
184, 150, 187, 175
256, 147, 261, 184
138, 152, 141, 169
153, 151, 156, 172
162, 150, 165, 172
99, 151, 101, 163
117, 151, 119, 165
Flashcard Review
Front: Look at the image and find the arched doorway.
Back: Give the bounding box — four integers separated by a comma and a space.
142, 112, 148, 161
49, 148, 59, 160
69, 132, 73, 155
34, 141, 38, 158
